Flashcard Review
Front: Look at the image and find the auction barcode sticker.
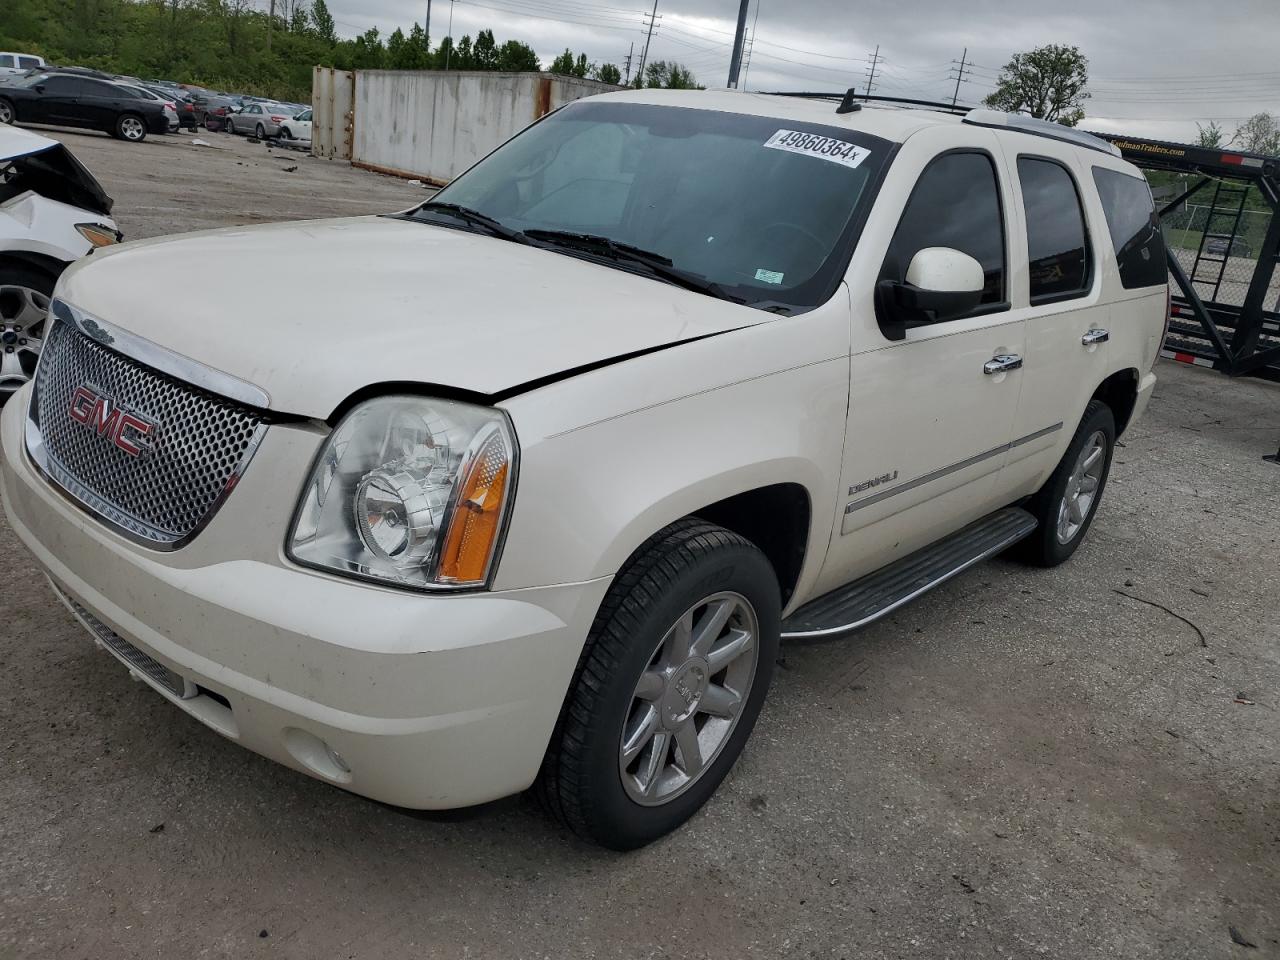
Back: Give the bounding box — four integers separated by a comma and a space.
763, 130, 871, 169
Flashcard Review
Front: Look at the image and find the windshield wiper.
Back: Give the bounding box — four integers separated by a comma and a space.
414, 201, 530, 244
521, 229, 744, 303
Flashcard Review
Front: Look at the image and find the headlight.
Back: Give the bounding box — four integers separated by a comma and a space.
288, 396, 516, 590
75, 223, 121, 248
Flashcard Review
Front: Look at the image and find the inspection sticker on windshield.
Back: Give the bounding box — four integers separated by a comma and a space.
763, 130, 870, 169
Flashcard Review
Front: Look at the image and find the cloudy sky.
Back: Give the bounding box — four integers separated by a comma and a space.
323, 0, 1279, 144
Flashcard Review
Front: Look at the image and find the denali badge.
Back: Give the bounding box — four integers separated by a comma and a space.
850, 469, 898, 496
68, 385, 156, 457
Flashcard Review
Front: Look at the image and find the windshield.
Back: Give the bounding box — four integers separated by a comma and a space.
416, 100, 890, 311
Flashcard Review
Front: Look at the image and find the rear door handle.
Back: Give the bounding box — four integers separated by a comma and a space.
983, 354, 1023, 375
1082, 328, 1110, 345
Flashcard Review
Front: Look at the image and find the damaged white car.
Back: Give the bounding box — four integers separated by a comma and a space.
0, 125, 119, 401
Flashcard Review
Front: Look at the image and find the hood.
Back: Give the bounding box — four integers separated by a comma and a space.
56, 217, 770, 418
0, 127, 114, 216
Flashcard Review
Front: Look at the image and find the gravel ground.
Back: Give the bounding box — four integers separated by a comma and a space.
1, 125, 1278, 960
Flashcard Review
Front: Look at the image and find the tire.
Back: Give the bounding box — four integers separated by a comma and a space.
255, 123, 265, 139
1013, 399, 1116, 567
0, 98, 14, 125
115, 113, 147, 142
226, 119, 235, 135
0, 260, 59, 406
280, 127, 291, 140
536, 518, 780, 850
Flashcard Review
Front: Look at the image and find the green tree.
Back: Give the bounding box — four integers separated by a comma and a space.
351, 26, 384, 69
311, 0, 336, 45
983, 43, 1089, 126
595, 62, 621, 85
1195, 121, 1225, 149
643, 60, 699, 90
495, 39, 539, 72
289, 4, 310, 34
1233, 113, 1280, 155
549, 49, 575, 76
473, 29, 498, 70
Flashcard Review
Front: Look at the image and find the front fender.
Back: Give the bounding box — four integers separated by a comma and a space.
494, 290, 852, 610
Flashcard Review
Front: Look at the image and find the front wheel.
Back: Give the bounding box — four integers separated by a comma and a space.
0, 98, 14, 125
0, 261, 57, 405
225, 119, 235, 135
279, 127, 291, 140
255, 123, 265, 139
536, 518, 780, 850
115, 113, 147, 142
1014, 399, 1116, 567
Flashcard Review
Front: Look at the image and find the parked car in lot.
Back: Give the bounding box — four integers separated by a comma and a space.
224, 101, 296, 138
278, 108, 312, 142
0, 72, 170, 141
0, 124, 118, 400
1205, 235, 1252, 258
0, 90, 1168, 849
0, 52, 46, 78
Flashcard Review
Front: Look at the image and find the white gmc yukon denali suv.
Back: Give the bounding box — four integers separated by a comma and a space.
0, 90, 1167, 849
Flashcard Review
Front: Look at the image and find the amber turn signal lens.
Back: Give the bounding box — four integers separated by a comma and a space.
75, 223, 120, 248
437, 427, 511, 584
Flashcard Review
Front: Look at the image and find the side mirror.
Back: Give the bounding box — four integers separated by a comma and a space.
33, 84, 45, 93
877, 247, 985, 341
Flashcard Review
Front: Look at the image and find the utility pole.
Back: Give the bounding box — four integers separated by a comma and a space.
863, 44, 880, 97
426, 0, 432, 45
445, 0, 455, 70
624, 41, 634, 85
266, 0, 275, 52
637, 0, 660, 88
726, 0, 751, 88
949, 47, 970, 106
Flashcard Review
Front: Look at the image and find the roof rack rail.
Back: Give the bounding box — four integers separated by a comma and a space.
961, 109, 1121, 157
838, 91, 969, 115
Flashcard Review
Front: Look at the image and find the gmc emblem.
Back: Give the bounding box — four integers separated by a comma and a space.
68, 385, 156, 457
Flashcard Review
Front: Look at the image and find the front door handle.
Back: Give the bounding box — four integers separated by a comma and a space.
1081, 328, 1110, 346
983, 354, 1023, 375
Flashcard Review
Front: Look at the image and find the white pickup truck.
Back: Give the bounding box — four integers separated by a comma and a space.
0, 89, 1167, 849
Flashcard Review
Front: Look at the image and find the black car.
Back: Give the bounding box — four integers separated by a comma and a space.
0, 72, 169, 142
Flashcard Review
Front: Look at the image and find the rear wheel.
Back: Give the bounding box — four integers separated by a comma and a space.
0, 262, 57, 405
225, 118, 235, 135
116, 113, 147, 142
1014, 399, 1116, 567
255, 122, 265, 139
536, 519, 780, 850
0, 98, 13, 125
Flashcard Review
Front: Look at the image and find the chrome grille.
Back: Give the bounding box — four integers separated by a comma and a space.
28, 319, 267, 548
51, 580, 192, 699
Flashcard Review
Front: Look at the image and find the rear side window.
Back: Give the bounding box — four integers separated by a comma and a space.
0, 56, 14, 69
81, 80, 120, 98
1017, 157, 1091, 303
880, 151, 1007, 310
1092, 167, 1167, 289
41, 76, 81, 96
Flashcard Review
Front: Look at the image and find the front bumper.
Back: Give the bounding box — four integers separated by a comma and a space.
1, 386, 611, 808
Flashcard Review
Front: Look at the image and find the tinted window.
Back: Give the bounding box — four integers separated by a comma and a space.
40, 76, 81, 96
0, 56, 14, 68
1092, 167, 1168, 289
18, 57, 41, 69
80, 80, 121, 98
880, 151, 1006, 310
1018, 157, 1091, 302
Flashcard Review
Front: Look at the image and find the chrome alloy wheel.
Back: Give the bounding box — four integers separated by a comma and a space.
619, 591, 759, 806
0, 101, 13, 125
1057, 429, 1106, 544
0, 283, 49, 399
121, 116, 145, 141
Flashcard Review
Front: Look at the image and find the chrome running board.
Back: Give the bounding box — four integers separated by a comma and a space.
781, 507, 1037, 641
